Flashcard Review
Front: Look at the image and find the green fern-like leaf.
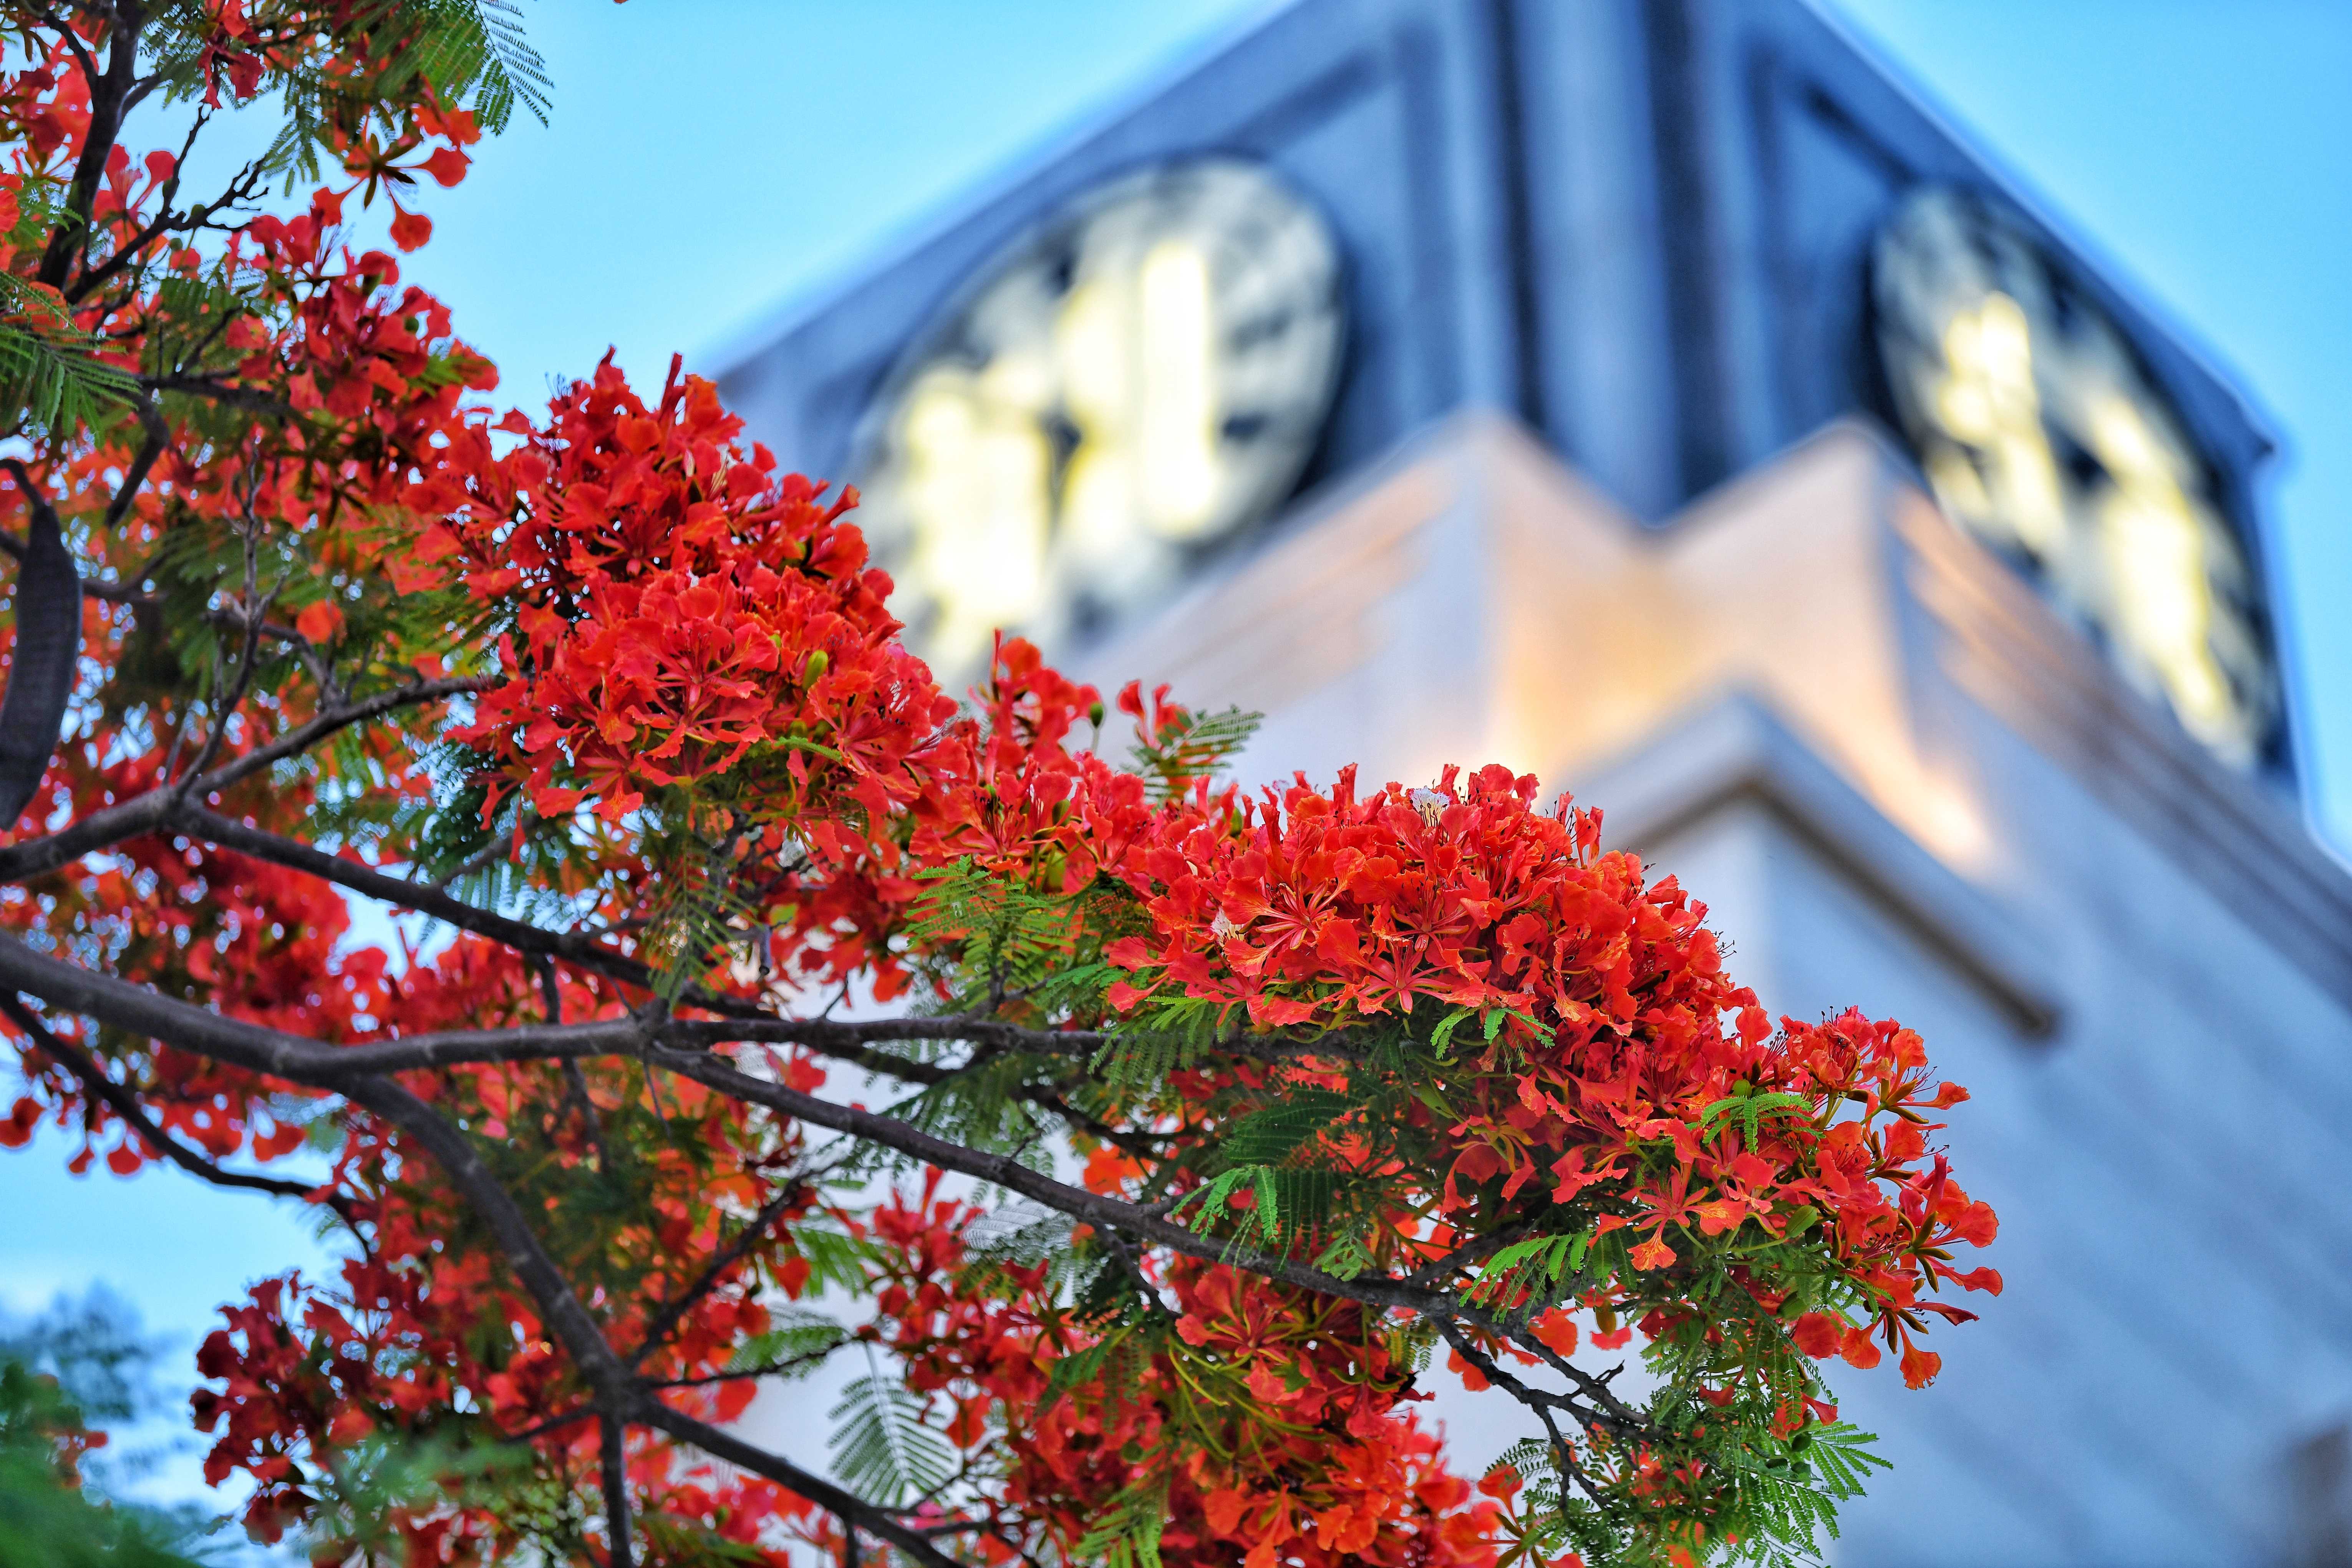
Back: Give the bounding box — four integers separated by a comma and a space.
883, 1053, 1053, 1169
638, 837, 759, 1001
1093, 995, 1226, 1091
906, 857, 1111, 1019
1311, 1228, 1379, 1281
827, 1366, 954, 1509
1074, 1469, 1171, 1568
783, 1225, 881, 1297
1223, 1088, 1355, 1164
1464, 1230, 1582, 1311
404, 0, 553, 132
1169, 1164, 1348, 1261
1129, 705, 1260, 800
722, 1308, 847, 1378
0, 275, 138, 439
1697, 1087, 1813, 1149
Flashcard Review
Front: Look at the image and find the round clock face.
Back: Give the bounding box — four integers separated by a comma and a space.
1872, 185, 2278, 771
852, 158, 1346, 676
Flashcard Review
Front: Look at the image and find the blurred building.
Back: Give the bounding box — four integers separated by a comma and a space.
714, 1, 2352, 1563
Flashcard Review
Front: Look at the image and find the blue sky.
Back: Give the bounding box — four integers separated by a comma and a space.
7, 0, 2347, 1520
369, 0, 2352, 852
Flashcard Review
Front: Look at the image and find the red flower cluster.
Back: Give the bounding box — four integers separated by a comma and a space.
0, 7, 1999, 1560
409, 356, 952, 827
1091, 764, 1999, 1391
865, 1184, 1503, 1568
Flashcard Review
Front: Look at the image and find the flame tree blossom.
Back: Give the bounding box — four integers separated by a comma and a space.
0, 6, 1996, 1567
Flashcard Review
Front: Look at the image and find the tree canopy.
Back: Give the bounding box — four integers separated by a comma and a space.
0, 5, 1999, 1566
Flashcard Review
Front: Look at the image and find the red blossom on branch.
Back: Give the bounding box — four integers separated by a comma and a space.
0, 6, 1997, 1566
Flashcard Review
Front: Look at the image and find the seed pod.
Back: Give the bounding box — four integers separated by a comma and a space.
0, 496, 83, 827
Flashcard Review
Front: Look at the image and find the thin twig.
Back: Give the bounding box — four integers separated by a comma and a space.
175, 500, 270, 787
627, 1184, 800, 1369
0, 676, 489, 884
646, 1339, 847, 1392
431, 829, 523, 892
0, 991, 358, 1230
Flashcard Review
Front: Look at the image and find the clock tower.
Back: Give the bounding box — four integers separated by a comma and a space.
715, 3, 2352, 1563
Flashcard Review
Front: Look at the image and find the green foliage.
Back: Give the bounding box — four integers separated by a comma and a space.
141, 0, 554, 191
827, 1361, 954, 1510
907, 858, 1114, 1020
1090, 995, 1227, 1093
403, 0, 553, 133
1701, 1422, 1889, 1568
0, 1294, 218, 1568
637, 830, 760, 1002
0, 175, 136, 444
293, 1427, 535, 1562
0, 274, 139, 443
1169, 1163, 1346, 1259
138, 273, 255, 390
363, 739, 607, 940
961, 1202, 1076, 1274
1128, 704, 1259, 801
883, 1053, 1056, 1175
1486, 1440, 1575, 1568
721, 1308, 847, 1378
1480, 1316, 1895, 1568
1487, 1412, 1892, 1568
784, 1223, 885, 1299
1427, 1002, 1544, 1061
1697, 1085, 1813, 1149
1074, 1467, 1170, 1568
0, 1367, 209, 1568
1464, 1229, 1588, 1313
1221, 1087, 1354, 1164
1038, 1317, 1161, 1417
1309, 1227, 1380, 1281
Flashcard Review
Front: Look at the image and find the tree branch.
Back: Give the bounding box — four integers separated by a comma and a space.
36, 0, 144, 290
161, 801, 746, 1014
0, 932, 1091, 1087
641, 1044, 1649, 1429
65, 110, 210, 307
138, 375, 294, 415
0, 929, 1650, 1437
341, 1074, 616, 1355
341, 1073, 958, 1568
0, 991, 353, 1223
0, 677, 489, 883
645, 1339, 846, 1391
629, 1398, 965, 1568
600, 1407, 635, 1568
0, 932, 643, 1082
1433, 1316, 1602, 1505
100, 398, 171, 532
